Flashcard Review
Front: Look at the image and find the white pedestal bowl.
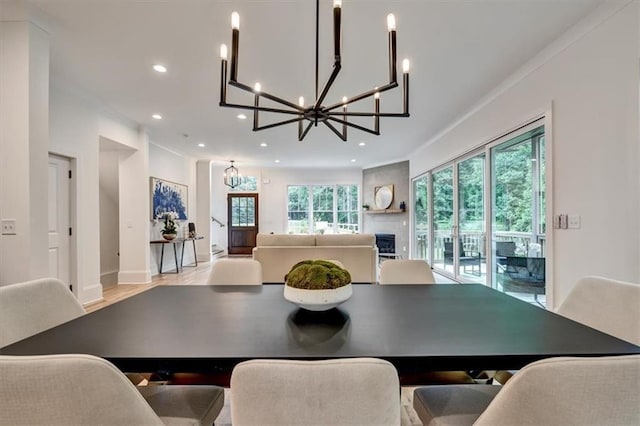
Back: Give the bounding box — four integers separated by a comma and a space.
284, 283, 352, 311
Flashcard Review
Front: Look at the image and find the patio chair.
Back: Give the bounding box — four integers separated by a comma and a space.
444, 241, 481, 276
495, 241, 516, 272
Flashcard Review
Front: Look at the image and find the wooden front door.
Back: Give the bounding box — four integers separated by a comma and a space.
227, 193, 259, 255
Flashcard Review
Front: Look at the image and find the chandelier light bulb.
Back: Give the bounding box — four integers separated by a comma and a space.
254, 82, 261, 92
374, 92, 380, 99
231, 12, 240, 30
298, 96, 305, 107
387, 14, 396, 32
333, 0, 342, 8
342, 96, 348, 105
220, 44, 228, 60
402, 59, 410, 73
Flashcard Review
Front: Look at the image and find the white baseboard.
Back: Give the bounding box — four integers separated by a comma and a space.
118, 270, 152, 284
79, 283, 103, 305
100, 271, 118, 287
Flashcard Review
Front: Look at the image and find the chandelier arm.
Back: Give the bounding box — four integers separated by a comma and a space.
313, 63, 342, 110
220, 102, 302, 115
229, 80, 303, 111
326, 111, 410, 117
323, 120, 347, 141
299, 121, 313, 141
253, 116, 306, 132
322, 82, 397, 112
327, 116, 380, 136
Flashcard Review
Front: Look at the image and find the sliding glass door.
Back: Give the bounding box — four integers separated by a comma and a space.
411, 120, 546, 306
457, 153, 486, 281
490, 126, 546, 306
431, 166, 453, 272
413, 175, 429, 261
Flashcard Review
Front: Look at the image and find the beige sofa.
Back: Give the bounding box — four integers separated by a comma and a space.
252, 233, 378, 283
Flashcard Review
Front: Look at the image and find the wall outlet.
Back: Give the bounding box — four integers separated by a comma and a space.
1, 219, 17, 235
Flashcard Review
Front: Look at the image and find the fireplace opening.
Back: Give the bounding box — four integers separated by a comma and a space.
375, 233, 396, 254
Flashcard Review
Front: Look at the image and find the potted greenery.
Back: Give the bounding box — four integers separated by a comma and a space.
158, 211, 178, 240
284, 260, 352, 311
362, 204, 370, 211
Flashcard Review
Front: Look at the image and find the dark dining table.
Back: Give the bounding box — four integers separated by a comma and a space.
2, 284, 638, 385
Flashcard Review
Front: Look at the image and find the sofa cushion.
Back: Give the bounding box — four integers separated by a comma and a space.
256, 233, 316, 247
315, 234, 375, 246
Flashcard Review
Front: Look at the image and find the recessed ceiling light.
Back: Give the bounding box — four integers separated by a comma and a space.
237, 114, 247, 120
351, 159, 357, 162
274, 159, 280, 163
153, 64, 167, 73
152, 114, 162, 120
359, 142, 366, 146
260, 142, 268, 147
197, 143, 205, 147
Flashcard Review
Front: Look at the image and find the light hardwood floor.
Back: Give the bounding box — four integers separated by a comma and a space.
84, 257, 423, 425
84, 259, 216, 313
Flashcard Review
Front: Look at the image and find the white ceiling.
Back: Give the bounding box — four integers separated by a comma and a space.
28, 0, 601, 169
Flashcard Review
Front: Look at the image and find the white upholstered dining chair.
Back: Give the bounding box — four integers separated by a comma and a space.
379, 259, 436, 284
0, 278, 86, 348
413, 355, 640, 426
206, 258, 263, 285
230, 358, 401, 425
0, 354, 224, 425
492, 275, 640, 385
555, 275, 640, 345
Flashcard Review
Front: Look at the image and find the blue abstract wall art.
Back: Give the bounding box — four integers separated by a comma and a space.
150, 177, 188, 220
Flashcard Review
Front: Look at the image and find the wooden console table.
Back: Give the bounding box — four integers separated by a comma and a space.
150, 236, 204, 274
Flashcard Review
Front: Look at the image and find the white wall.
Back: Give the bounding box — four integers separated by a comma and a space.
148, 143, 197, 274
99, 150, 120, 286
0, 20, 49, 285
210, 166, 363, 249
49, 82, 149, 302
410, 2, 639, 308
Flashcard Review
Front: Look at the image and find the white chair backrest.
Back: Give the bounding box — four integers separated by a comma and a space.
207, 258, 263, 285
379, 259, 435, 284
556, 276, 640, 345
230, 358, 401, 426
0, 278, 85, 347
0, 354, 164, 425
474, 355, 640, 425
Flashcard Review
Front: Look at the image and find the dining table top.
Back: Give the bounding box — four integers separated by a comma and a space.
2, 283, 638, 380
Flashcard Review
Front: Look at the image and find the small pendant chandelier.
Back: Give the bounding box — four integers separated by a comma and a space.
224, 160, 240, 188
218, 0, 410, 142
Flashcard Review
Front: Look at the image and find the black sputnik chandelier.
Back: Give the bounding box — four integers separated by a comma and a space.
219, 0, 410, 142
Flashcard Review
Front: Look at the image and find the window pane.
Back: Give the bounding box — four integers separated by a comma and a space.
336, 185, 359, 233
287, 186, 309, 234
458, 153, 485, 281
413, 175, 429, 261
313, 186, 334, 234
432, 166, 453, 272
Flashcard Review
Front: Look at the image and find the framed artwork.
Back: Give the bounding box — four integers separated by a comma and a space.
150, 177, 188, 220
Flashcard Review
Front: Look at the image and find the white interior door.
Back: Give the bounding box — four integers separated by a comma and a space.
48, 155, 71, 287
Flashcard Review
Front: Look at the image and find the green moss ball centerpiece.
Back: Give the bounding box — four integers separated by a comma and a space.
284, 260, 352, 311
